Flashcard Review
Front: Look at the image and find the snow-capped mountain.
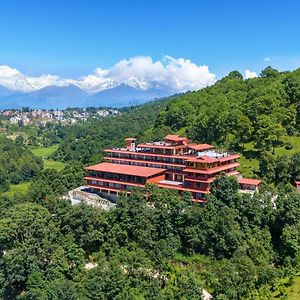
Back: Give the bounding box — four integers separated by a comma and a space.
0, 66, 174, 108
0, 83, 171, 109
0, 58, 216, 108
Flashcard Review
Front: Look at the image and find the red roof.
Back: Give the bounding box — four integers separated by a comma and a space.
218, 154, 240, 162
188, 144, 214, 151
187, 155, 217, 163
184, 162, 240, 175
164, 134, 187, 142
85, 162, 166, 177
295, 181, 300, 186
239, 178, 261, 186
125, 137, 136, 141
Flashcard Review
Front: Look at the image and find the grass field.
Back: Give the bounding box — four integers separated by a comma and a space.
43, 159, 65, 171
273, 136, 300, 158
30, 144, 65, 171
4, 145, 65, 196
286, 276, 300, 300
237, 136, 300, 178
30, 144, 59, 157
5, 182, 31, 196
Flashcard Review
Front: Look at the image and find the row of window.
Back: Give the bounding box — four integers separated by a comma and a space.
108, 153, 185, 165
90, 180, 133, 191
90, 179, 205, 199
111, 160, 183, 172
87, 172, 146, 184
194, 192, 205, 199
186, 166, 237, 178
184, 181, 208, 189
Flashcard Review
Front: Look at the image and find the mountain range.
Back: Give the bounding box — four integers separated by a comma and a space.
0, 83, 172, 109
0, 59, 218, 109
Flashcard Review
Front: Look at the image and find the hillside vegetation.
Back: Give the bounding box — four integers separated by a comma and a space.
155, 67, 300, 184
1, 174, 300, 299
2, 68, 300, 298
49, 67, 300, 187
158, 67, 299, 146
0, 137, 43, 191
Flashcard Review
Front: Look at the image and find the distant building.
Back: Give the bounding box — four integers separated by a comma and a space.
32, 109, 43, 118
3, 110, 14, 116
9, 116, 21, 124
84, 135, 261, 202
239, 178, 261, 194
296, 181, 300, 193
54, 110, 63, 116
22, 117, 31, 126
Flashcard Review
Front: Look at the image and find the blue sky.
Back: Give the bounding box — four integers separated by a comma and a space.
0, 0, 299, 79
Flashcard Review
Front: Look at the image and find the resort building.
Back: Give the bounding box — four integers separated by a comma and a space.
84, 135, 261, 202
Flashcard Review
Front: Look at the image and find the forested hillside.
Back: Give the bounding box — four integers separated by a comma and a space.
2, 173, 300, 299
50, 67, 300, 186
0, 137, 43, 191
154, 67, 300, 185
157, 67, 300, 148
52, 100, 172, 165
2, 67, 300, 299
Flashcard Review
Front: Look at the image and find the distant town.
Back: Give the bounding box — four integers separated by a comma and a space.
0, 107, 119, 127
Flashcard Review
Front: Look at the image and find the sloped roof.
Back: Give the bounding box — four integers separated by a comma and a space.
188, 144, 214, 151
164, 134, 187, 142
239, 178, 261, 185
186, 155, 217, 163
86, 162, 166, 177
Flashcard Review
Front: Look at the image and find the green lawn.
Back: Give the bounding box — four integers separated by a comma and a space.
5, 182, 31, 196
286, 276, 300, 300
30, 144, 59, 157
238, 154, 259, 178
4, 145, 65, 196
237, 142, 260, 178
273, 136, 300, 158
30, 144, 65, 171
237, 136, 300, 178
44, 159, 65, 171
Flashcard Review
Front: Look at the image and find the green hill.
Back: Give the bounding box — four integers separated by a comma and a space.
50, 66, 300, 187
154, 67, 300, 184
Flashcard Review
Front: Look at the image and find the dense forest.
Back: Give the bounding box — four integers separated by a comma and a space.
48, 67, 300, 186
157, 67, 300, 148
2, 67, 300, 298
0, 137, 43, 191
51, 100, 171, 165
1, 174, 300, 299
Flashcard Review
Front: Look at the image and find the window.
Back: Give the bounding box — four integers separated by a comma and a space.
195, 192, 203, 199
175, 175, 183, 181
196, 182, 206, 189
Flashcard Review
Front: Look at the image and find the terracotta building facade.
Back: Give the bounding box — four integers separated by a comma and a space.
84, 135, 261, 202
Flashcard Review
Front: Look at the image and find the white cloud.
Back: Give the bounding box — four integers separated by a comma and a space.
264, 57, 271, 62
0, 56, 216, 93
244, 69, 258, 79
